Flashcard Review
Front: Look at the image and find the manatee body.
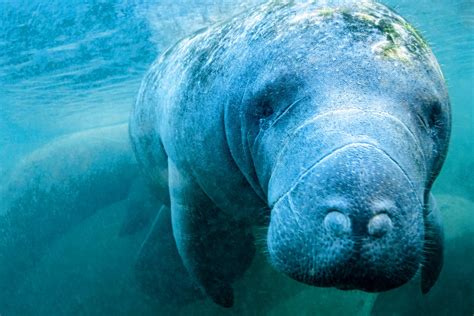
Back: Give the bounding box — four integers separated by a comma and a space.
0, 124, 138, 307
130, 0, 451, 307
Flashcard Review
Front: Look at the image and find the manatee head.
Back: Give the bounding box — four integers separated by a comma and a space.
267, 143, 424, 292
227, 1, 451, 293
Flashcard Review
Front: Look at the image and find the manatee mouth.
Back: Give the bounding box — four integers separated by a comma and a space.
284, 252, 421, 293
266, 142, 425, 294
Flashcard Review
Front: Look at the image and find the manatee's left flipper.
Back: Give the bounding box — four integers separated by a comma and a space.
119, 177, 161, 237
134, 205, 204, 305
421, 193, 444, 294
169, 159, 256, 308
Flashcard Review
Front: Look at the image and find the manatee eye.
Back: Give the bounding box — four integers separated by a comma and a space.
256, 96, 277, 130
428, 100, 443, 129
256, 93, 276, 119
417, 100, 443, 131
252, 75, 303, 130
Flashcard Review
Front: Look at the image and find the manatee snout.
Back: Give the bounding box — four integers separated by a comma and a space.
267, 143, 424, 292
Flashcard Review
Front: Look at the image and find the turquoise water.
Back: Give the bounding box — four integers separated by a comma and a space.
0, 1, 472, 315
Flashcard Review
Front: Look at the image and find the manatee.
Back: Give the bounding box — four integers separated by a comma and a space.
0, 123, 138, 307
129, 0, 451, 307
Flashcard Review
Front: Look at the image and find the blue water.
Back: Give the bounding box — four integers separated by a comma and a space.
0, 1, 472, 315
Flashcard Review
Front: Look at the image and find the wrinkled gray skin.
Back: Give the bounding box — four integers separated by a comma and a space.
0, 124, 138, 308
130, 0, 451, 308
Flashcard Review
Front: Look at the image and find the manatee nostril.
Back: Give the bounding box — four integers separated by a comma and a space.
324, 211, 351, 236
368, 213, 393, 237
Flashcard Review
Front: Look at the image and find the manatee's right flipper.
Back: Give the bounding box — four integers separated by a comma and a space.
421, 193, 444, 294
134, 205, 204, 305
119, 177, 161, 237
169, 159, 256, 308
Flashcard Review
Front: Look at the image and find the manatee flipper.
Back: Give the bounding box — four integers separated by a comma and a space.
134, 205, 204, 304
421, 193, 444, 294
119, 177, 161, 237
169, 159, 256, 308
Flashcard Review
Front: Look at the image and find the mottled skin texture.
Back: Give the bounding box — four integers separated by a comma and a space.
130, 0, 451, 307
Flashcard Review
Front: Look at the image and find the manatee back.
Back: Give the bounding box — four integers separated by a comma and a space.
0, 124, 138, 306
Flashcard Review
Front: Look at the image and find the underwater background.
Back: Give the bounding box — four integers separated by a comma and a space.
0, 0, 472, 315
